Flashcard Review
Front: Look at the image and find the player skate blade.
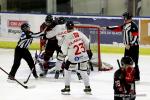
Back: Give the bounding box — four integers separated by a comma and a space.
61, 92, 70, 95
85, 92, 92, 95
7, 79, 15, 83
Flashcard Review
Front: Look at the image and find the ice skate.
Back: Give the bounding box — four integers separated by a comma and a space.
84, 86, 92, 95
33, 74, 38, 79
7, 76, 15, 83
33, 72, 38, 79
61, 86, 70, 95
39, 70, 47, 77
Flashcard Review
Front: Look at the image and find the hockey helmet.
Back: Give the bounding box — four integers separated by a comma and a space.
66, 21, 74, 30
121, 56, 134, 67
45, 14, 53, 23
58, 17, 66, 24
122, 12, 132, 20
21, 23, 30, 31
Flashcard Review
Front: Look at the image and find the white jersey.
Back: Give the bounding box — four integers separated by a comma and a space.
61, 30, 90, 63
46, 24, 67, 46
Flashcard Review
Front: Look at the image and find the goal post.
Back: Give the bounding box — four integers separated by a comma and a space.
74, 24, 113, 71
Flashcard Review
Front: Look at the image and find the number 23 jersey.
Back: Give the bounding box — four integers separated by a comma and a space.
61, 30, 90, 63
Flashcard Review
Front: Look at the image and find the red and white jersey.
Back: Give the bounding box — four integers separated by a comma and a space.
46, 24, 67, 46
61, 30, 90, 63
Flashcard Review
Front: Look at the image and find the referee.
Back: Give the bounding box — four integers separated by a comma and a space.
8, 23, 45, 80
105, 12, 140, 81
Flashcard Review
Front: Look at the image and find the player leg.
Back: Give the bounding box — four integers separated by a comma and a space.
23, 49, 38, 78
54, 52, 65, 79
8, 47, 22, 81
61, 60, 77, 95
76, 70, 82, 80
131, 46, 140, 81
78, 62, 92, 94
61, 69, 71, 95
40, 49, 54, 77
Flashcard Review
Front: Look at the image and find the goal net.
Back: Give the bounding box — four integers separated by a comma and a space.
74, 24, 113, 71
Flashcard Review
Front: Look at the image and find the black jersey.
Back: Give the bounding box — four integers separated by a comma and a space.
114, 68, 136, 100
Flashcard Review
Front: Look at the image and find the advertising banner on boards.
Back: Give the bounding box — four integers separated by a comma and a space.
0, 13, 45, 41
0, 13, 143, 44
140, 19, 150, 44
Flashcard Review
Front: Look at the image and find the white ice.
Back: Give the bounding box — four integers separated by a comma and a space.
0, 48, 150, 100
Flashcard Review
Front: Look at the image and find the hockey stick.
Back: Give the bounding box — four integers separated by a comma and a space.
117, 59, 121, 69
23, 68, 34, 84
0, 67, 28, 89
23, 50, 38, 84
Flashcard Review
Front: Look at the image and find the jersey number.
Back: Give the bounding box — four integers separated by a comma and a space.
74, 43, 85, 55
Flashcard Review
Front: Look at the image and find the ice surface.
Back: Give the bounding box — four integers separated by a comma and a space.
0, 48, 149, 100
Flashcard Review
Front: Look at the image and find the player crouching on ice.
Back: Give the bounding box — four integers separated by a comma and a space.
114, 56, 136, 100
60, 21, 93, 95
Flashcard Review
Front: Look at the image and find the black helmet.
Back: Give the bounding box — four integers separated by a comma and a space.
58, 17, 66, 24
21, 23, 30, 31
121, 56, 134, 67
66, 21, 74, 30
122, 12, 132, 20
45, 15, 53, 23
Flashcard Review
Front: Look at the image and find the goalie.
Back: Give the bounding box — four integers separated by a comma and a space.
114, 56, 136, 100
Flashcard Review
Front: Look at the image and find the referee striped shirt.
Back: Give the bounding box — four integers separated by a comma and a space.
123, 21, 139, 46
107, 21, 139, 46
17, 31, 44, 48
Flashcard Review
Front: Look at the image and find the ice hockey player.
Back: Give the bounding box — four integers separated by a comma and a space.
46, 17, 67, 79
60, 21, 93, 95
46, 17, 85, 80
114, 56, 136, 100
8, 23, 46, 81
39, 14, 58, 77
